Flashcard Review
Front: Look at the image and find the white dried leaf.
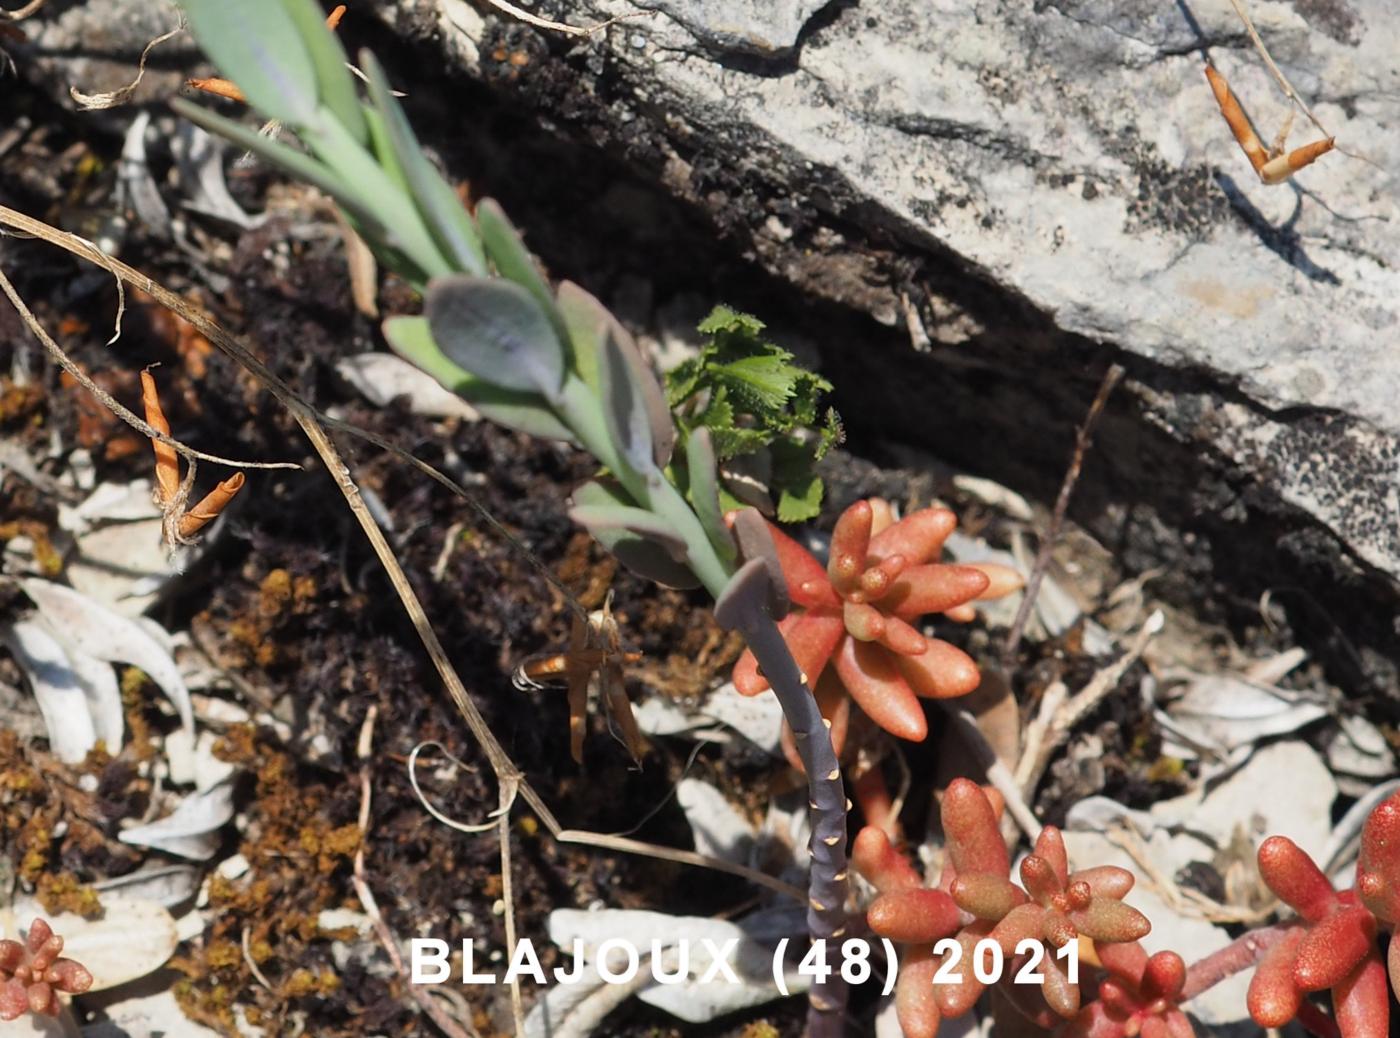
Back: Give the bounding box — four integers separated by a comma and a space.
676, 779, 757, 867
119, 780, 235, 860
336, 353, 480, 419
633, 682, 784, 755
85, 988, 222, 1038
2, 618, 100, 764
1327, 714, 1396, 780
20, 578, 193, 733
93, 864, 200, 909
1162, 673, 1328, 755
5, 895, 178, 993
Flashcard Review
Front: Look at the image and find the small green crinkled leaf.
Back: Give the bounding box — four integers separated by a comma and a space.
775, 470, 823, 523
770, 437, 824, 523
283, 0, 365, 142
425, 275, 566, 401
181, 0, 319, 128
697, 303, 765, 338
382, 315, 576, 442
572, 481, 700, 589
360, 51, 485, 275
711, 353, 800, 412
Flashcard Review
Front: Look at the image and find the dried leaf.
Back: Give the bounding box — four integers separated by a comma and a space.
336, 352, 479, 419
19, 579, 192, 734
117, 780, 235, 860
1, 619, 100, 764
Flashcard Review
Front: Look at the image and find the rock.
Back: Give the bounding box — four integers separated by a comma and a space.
11, 0, 1400, 680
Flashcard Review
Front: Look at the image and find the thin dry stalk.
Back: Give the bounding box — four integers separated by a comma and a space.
352, 706, 478, 1038
1001, 363, 1124, 666
479, 0, 644, 37
0, 0, 47, 20
1225, 0, 1331, 138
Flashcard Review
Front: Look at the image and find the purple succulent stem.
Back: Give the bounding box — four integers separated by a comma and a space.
716, 558, 850, 1036
1179, 922, 1298, 1002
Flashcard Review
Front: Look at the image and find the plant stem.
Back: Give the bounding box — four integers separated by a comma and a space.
716, 560, 850, 1034
1180, 922, 1297, 1002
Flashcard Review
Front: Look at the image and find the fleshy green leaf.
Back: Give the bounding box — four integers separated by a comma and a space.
181, 0, 320, 128
685, 427, 736, 563
171, 98, 386, 242
571, 481, 699, 588
361, 50, 485, 275
567, 505, 687, 555
424, 275, 567, 401
554, 281, 607, 396
476, 199, 562, 334
283, 0, 365, 142
598, 325, 674, 473
382, 315, 575, 442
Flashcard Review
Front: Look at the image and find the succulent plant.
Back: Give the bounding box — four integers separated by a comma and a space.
732, 499, 1022, 751
1061, 944, 1194, 1038
0, 917, 93, 1021
1249, 835, 1389, 1038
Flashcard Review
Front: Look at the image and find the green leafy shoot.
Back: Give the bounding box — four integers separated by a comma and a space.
667, 306, 842, 523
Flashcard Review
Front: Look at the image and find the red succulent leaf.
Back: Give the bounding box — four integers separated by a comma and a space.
896, 639, 982, 700
1357, 789, 1400, 924
991, 903, 1046, 952
868, 889, 963, 943
1141, 950, 1186, 1001
869, 507, 957, 564
1035, 826, 1071, 888
1068, 898, 1152, 944
1248, 927, 1306, 1027
1258, 835, 1338, 923
897, 945, 944, 1038
950, 873, 1028, 921
1333, 948, 1389, 1038
1294, 902, 1376, 992
763, 520, 841, 610
834, 635, 927, 740
0, 940, 22, 974
1059, 999, 1126, 1038
0, 978, 29, 1022
943, 778, 1011, 878
1071, 865, 1136, 901
1042, 949, 1081, 1018
733, 611, 845, 696
852, 825, 923, 894
0, 918, 91, 1021
933, 922, 995, 1018
885, 564, 992, 618
1022, 853, 1063, 906
829, 499, 873, 595
47, 959, 92, 994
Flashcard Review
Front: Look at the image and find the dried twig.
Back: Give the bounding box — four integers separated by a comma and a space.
0, 265, 297, 474
477, 0, 645, 38
352, 707, 478, 1038
1001, 363, 1124, 666
1014, 610, 1163, 798
0, 0, 47, 21
1225, 0, 1330, 138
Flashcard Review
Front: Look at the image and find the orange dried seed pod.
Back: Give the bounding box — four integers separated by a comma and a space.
1204, 65, 1269, 175
177, 472, 245, 538
326, 4, 347, 30
1260, 137, 1335, 184
140, 371, 180, 505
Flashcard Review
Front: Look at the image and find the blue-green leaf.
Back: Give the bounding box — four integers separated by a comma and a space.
361, 50, 485, 275
571, 481, 699, 589
599, 325, 675, 473
383, 315, 576, 442
424, 275, 567, 401
554, 280, 608, 397
283, 0, 366, 143
181, 0, 319, 128
476, 199, 561, 330
568, 505, 687, 555
686, 427, 736, 563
